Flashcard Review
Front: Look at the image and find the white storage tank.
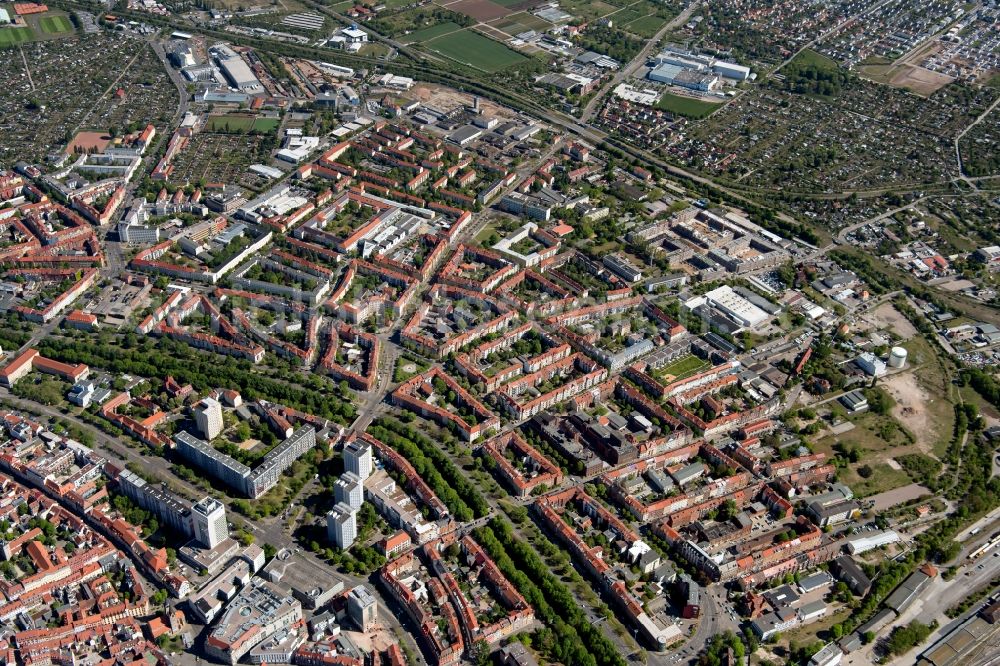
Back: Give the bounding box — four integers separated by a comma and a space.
888, 346, 907, 369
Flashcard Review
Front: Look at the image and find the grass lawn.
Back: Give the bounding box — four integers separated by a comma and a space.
840, 460, 912, 497
400, 21, 462, 44
205, 115, 279, 133
358, 42, 390, 57
38, 15, 74, 34
656, 91, 722, 119
0, 26, 34, 46
423, 29, 527, 72
780, 607, 851, 647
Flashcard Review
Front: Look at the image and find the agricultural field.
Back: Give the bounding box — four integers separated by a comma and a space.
490, 11, 552, 36
420, 29, 527, 71
655, 92, 722, 119
399, 21, 462, 44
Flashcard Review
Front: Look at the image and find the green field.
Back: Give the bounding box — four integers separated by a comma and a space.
655, 92, 722, 119
400, 21, 462, 44
38, 15, 74, 34
0, 26, 34, 47
423, 29, 527, 72
205, 115, 279, 133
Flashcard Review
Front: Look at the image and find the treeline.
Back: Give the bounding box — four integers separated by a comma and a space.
775, 59, 850, 97
36, 337, 355, 423
698, 632, 745, 666
963, 368, 1000, 411
827, 249, 897, 295
368, 417, 488, 522
575, 25, 644, 63
474, 519, 627, 666
886, 620, 936, 656
832, 557, 913, 637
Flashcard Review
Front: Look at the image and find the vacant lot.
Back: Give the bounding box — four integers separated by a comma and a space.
423, 29, 526, 71
66, 131, 112, 155
0, 27, 34, 47
790, 47, 840, 71
656, 92, 722, 119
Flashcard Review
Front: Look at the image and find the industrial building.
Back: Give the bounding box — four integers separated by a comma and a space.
685, 285, 769, 330
211, 44, 263, 92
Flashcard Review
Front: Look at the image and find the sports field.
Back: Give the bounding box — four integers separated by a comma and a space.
656, 92, 722, 119
423, 29, 526, 71
0, 27, 34, 47
205, 115, 279, 133
654, 355, 711, 382
39, 15, 74, 34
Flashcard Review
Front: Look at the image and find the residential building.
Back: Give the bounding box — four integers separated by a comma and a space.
194, 397, 224, 440
343, 439, 373, 480
334, 472, 364, 510
347, 585, 377, 631
327, 502, 357, 549
191, 497, 229, 549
